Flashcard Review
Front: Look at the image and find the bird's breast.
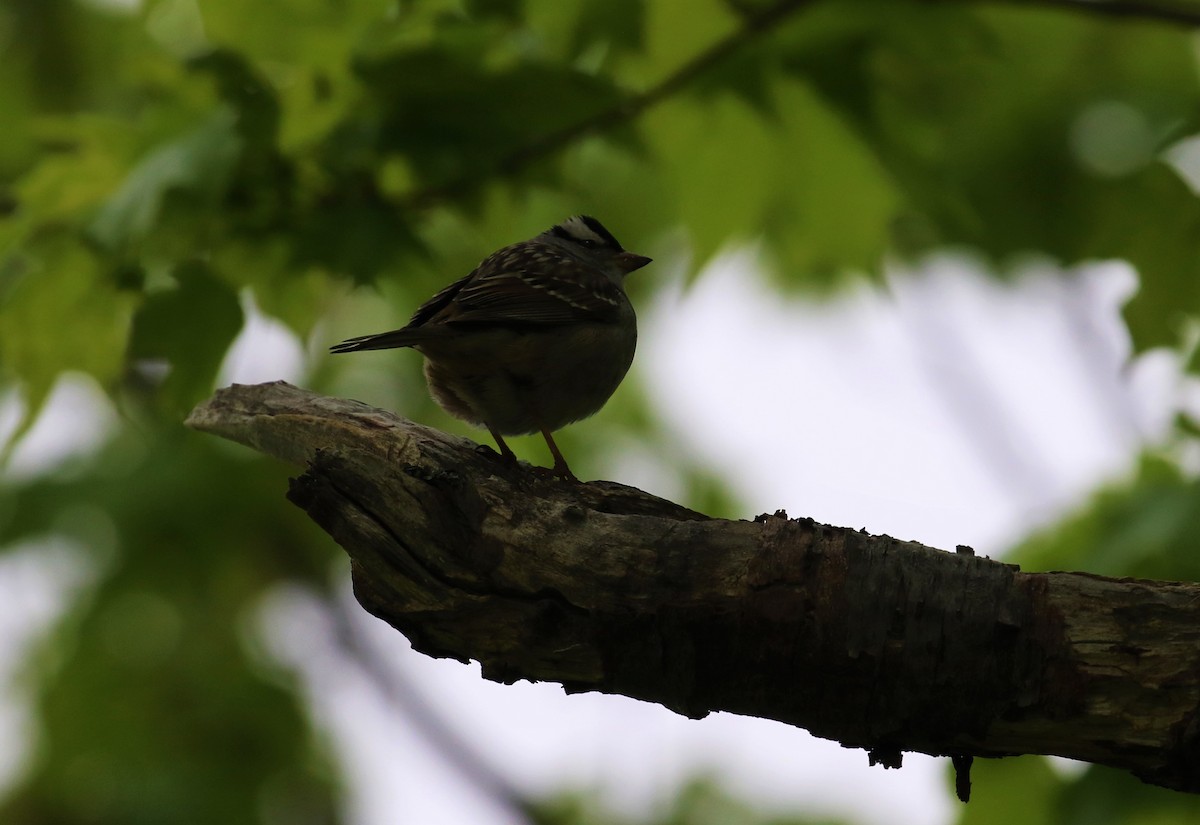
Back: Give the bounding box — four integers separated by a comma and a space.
419, 313, 637, 435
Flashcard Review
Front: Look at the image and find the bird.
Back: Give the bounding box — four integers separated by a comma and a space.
330, 215, 652, 482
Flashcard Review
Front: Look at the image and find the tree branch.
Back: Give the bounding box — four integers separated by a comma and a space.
975, 0, 1200, 27
187, 381, 1200, 796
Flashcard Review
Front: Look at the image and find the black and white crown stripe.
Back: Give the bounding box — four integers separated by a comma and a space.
548, 215, 624, 251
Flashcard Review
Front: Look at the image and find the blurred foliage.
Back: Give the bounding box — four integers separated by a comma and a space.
0, 422, 340, 824
1016, 454, 1200, 580
4, 0, 1200, 822
954, 756, 1200, 825
954, 755, 1060, 825
532, 777, 850, 825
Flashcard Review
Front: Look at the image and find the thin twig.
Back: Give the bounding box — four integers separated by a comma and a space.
976, 0, 1200, 27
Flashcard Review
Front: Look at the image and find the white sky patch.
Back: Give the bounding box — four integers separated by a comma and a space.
1163, 133, 1200, 195
641, 252, 1158, 554
254, 585, 532, 825
218, 290, 308, 387
0, 540, 99, 796
2, 374, 120, 483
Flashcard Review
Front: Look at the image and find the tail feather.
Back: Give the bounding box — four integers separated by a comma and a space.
329, 328, 424, 353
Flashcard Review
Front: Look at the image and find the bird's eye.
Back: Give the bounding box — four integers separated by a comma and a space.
577, 238, 597, 249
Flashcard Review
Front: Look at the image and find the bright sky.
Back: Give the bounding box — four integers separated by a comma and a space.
0, 251, 1178, 824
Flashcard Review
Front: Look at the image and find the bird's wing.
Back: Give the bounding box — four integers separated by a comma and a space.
329, 245, 625, 353
406, 271, 476, 328
420, 244, 625, 327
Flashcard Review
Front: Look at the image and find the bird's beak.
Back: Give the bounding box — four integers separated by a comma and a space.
616, 252, 653, 273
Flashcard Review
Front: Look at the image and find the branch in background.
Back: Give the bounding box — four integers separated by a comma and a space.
327, 595, 539, 825
405, 0, 819, 209
404, 0, 1199, 211
976, 0, 1200, 27
188, 381, 1200, 798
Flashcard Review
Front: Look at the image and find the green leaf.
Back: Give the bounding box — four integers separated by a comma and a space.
211, 239, 340, 335
1056, 765, 1200, 825
568, 0, 647, 58
1090, 165, 1200, 352
644, 93, 773, 265
127, 260, 244, 414
1014, 455, 1200, 580
0, 232, 136, 420
639, 0, 738, 81
647, 75, 901, 283
761, 78, 902, 286
691, 43, 778, 116
89, 109, 243, 251
463, 0, 523, 21
954, 756, 1060, 825
291, 178, 425, 284
351, 48, 626, 188
191, 0, 396, 65
3, 116, 138, 242
188, 49, 281, 147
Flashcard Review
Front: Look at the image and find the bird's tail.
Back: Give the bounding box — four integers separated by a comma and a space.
329, 328, 427, 353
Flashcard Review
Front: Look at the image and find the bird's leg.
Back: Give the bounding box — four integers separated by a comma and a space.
540, 429, 579, 482
486, 426, 519, 465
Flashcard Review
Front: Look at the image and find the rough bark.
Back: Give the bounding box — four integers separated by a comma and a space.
186, 381, 1200, 795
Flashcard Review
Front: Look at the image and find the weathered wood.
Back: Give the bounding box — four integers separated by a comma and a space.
186, 381, 1200, 793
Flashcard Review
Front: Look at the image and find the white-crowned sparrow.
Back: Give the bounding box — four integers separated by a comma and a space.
330, 215, 652, 481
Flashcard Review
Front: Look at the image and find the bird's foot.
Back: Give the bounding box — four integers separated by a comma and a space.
528, 463, 580, 483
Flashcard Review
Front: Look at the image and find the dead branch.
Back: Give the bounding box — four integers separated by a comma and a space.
187, 381, 1200, 796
